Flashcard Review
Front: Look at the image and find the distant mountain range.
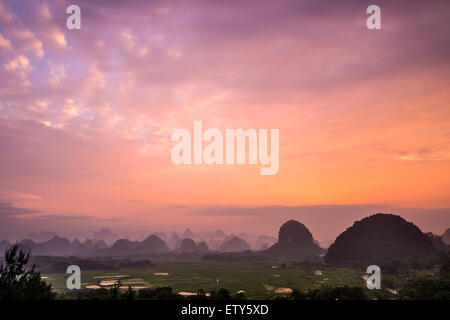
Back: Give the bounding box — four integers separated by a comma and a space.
1, 214, 448, 262
0, 236, 108, 256
98, 235, 169, 256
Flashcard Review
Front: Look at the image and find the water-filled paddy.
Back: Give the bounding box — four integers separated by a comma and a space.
44, 261, 364, 299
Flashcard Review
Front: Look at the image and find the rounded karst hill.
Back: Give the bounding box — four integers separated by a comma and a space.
218, 237, 251, 252
138, 235, 169, 253
266, 220, 324, 258
176, 238, 197, 253
182, 228, 195, 238
325, 213, 437, 266
196, 241, 210, 253
111, 239, 132, 250
107, 238, 135, 255
279, 220, 314, 246
442, 228, 450, 245
0, 239, 11, 254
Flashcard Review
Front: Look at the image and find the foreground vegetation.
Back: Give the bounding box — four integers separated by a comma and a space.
0, 245, 54, 300
46, 258, 450, 300
1, 245, 449, 300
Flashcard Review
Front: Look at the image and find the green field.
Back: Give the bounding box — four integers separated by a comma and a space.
44, 261, 368, 299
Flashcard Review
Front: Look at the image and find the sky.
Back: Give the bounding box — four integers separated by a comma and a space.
0, 0, 449, 242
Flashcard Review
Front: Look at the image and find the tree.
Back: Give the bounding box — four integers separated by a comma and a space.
400, 278, 450, 300
210, 288, 231, 300
137, 286, 180, 300
290, 289, 307, 300
305, 286, 367, 300
122, 285, 135, 300
0, 244, 55, 300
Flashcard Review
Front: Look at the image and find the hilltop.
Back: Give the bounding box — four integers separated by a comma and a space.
325, 213, 438, 266
265, 220, 324, 259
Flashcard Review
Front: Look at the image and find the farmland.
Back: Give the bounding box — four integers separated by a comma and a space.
44, 260, 371, 299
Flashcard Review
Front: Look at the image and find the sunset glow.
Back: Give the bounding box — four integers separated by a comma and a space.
0, 0, 449, 243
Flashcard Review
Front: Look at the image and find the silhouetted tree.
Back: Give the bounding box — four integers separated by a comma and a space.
305, 286, 367, 300
189, 289, 207, 300
210, 288, 231, 300
400, 278, 450, 300
122, 285, 135, 300
290, 288, 307, 300
0, 244, 54, 300
137, 286, 180, 300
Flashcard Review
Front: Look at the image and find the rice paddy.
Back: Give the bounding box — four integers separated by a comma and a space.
43, 261, 364, 299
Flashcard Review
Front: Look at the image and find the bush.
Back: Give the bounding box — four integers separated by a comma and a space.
290, 286, 367, 300
0, 244, 55, 300
400, 278, 450, 300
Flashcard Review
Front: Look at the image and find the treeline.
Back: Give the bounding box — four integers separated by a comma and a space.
30, 256, 154, 273
59, 279, 450, 300
58, 286, 246, 300
379, 257, 450, 276
1, 245, 449, 300
202, 252, 271, 262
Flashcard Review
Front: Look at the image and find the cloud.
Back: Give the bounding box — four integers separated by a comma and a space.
47, 60, 66, 86
3, 55, 32, 87
37, 4, 51, 21
52, 31, 67, 48
4, 55, 32, 74
120, 29, 137, 49
0, 2, 14, 23
0, 34, 12, 51
0, 201, 97, 240
27, 214, 92, 221
0, 202, 40, 216
9, 28, 44, 58
392, 147, 450, 162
